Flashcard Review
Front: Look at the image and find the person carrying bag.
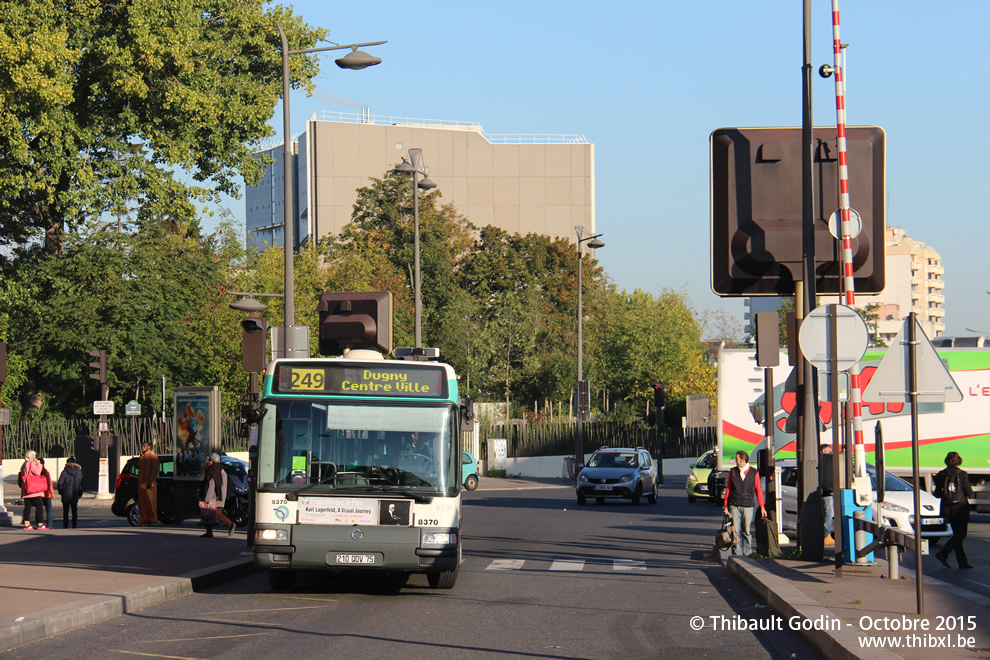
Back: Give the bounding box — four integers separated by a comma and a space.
715, 513, 738, 550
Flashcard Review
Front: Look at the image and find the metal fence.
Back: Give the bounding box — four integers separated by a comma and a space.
1, 417, 247, 461
478, 422, 716, 460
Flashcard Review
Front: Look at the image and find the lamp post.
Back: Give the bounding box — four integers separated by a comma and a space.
575, 225, 604, 478
395, 149, 437, 349
277, 23, 385, 354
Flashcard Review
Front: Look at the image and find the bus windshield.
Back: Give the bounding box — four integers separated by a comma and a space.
256, 399, 458, 497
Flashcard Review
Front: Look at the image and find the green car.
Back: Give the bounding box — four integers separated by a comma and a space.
685, 450, 717, 502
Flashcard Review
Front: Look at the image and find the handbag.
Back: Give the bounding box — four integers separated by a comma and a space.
715, 514, 736, 550
198, 500, 219, 525
24, 473, 48, 494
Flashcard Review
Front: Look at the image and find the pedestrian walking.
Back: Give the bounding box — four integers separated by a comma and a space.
199, 453, 234, 538
820, 444, 835, 546
18, 450, 47, 530
934, 451, 974, 569
137, 441, 160, 525
39, 457, 55, 529
722, 450, 766, 556
57, 456, 85, 528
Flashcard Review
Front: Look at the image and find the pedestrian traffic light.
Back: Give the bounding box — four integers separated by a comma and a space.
241, 317, 269, 372
87, 349, 106, 384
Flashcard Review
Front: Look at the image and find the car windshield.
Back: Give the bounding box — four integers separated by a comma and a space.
588, 452, 638, 468
781, 464, 913, 492
256, 399, 458, 497
868, 466, 913, 492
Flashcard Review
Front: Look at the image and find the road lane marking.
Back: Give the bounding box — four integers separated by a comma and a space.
613, 559, 646, 571
486, 559, 526, 570
549, 560, 585, 571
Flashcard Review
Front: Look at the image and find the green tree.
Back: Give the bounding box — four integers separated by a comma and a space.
0, 0, 324, 255
0, 217, 247, 417
342, 170, 476, 352
586, 286, 715, 420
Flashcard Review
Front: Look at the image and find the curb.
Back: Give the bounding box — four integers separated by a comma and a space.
0, 556, 259, 653
728, 557, 898, 660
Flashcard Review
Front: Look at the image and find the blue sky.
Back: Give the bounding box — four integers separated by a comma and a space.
220, 1, 990, 338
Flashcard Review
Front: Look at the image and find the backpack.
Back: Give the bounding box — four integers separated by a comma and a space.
943, 469, 965, 504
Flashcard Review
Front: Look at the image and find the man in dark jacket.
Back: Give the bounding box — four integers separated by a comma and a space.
722, 450, 767, 556
934, 451, 974, 569
57, 456, 85, 529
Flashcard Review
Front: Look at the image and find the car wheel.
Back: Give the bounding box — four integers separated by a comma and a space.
648, 482, 658, 505
126, 503, 141, 527
632, 483, 642, 506
687, 492, 696, 503
268, 569, 296, 591
427, 568, 458, 589
464, 474, 479, 491
577, 494, 586, 506
596, 497, 606, 505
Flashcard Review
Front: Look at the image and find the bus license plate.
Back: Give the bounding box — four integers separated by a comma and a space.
594, 485, 613, 491
337, 554, 375, 564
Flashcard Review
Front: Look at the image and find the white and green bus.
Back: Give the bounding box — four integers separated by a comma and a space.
251, 348, 465, 591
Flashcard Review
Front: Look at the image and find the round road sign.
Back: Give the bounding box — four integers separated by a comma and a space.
798, 304, 869, 373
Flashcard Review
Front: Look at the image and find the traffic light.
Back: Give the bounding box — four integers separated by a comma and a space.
241, 317, 269, 372
317, 292, 392, 356
653, 383, 666, 428
87, 349, 106, 384
710, 126, 885, 296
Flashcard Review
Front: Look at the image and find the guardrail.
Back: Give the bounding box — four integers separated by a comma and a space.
852, 513, 920, 580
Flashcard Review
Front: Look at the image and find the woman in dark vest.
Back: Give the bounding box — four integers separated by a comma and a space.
722, 450, 766, 556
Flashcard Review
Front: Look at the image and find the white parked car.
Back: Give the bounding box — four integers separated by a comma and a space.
777, 461, 951, 540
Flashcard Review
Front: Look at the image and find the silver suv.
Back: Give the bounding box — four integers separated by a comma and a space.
576, 447, 659, 506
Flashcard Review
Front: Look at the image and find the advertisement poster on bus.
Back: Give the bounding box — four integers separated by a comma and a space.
174, 386, 220, 479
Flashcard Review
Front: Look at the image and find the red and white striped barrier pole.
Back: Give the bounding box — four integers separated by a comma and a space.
829, 2, 867, 479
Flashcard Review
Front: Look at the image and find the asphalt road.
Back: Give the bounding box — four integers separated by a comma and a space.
2, 482, 820, 659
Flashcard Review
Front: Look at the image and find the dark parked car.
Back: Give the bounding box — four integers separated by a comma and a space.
111, 454, 249, 527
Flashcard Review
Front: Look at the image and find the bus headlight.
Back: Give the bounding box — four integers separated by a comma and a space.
256, 528, 289, 542
422, 532, 457, 546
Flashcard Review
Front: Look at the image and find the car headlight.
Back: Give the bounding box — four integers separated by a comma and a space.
879, 502, 909, 513
256, 528, 288, 542
617, 473, 634, 483
578, 473, 590, 482
422, 532, 457, 546
688, 474, 698, 482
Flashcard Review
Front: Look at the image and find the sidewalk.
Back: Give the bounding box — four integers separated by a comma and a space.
728, 553, 990, 659
1, 476, 255, 652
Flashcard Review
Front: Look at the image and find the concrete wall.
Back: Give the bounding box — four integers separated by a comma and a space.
481, 454, 698, 480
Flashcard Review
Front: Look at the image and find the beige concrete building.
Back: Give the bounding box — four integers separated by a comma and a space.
743, 225, 946, 342
246, 112, 595, 250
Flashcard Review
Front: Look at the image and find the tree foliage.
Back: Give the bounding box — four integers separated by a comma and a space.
0, 0, 323, 255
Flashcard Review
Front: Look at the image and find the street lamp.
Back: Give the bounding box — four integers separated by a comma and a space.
575, 225, 604, 477
395, 149, 437, 349
277, 23, 385, 355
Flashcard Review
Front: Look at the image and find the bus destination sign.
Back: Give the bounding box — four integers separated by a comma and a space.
275, 362, 447, 399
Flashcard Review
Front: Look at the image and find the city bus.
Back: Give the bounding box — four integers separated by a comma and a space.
251, 347, 464, 591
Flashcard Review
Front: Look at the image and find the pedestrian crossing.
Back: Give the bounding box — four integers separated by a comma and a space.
483, 558, 647, 572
